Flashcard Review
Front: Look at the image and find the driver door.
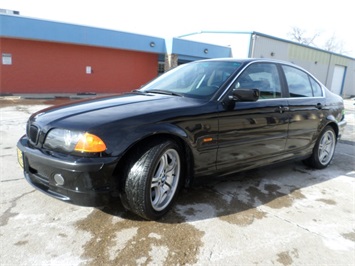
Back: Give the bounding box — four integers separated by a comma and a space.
217, 62, 289, 173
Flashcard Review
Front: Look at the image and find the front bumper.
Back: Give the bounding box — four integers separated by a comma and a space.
17, 136, 119, 207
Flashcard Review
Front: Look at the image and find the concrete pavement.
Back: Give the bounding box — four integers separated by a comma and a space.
0, 98, 354, 265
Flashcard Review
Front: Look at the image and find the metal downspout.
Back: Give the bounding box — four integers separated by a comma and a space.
325, 53, 332, 87
249, 33, 256, 58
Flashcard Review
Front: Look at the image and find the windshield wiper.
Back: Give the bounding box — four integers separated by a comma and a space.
146, 89, 183, 97
132, 89, 145, 94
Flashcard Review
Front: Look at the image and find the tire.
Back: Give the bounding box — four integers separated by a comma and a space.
303, 126, 336, 169
122, 140, 183, 220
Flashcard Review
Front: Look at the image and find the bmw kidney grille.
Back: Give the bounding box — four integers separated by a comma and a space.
28, 124, 40, 145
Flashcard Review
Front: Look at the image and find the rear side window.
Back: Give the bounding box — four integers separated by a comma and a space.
282, 65, 314, 97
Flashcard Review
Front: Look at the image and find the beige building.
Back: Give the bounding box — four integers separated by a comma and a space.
179, 31, 355, 98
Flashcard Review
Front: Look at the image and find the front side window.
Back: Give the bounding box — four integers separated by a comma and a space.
282, 65, 314, 97
233, 63, 282, 99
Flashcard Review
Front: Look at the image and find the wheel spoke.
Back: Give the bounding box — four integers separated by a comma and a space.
151, 158, 165, 188
156, 157, 167, 177
164, 179, 173, 189
152, 185, 169, 207
151, 187, 160, 206
165, 154, 177, 172
158, 186, 169, 204
151, 177, 160, 189
150, 148, 181, 211
319, 149, 328, 162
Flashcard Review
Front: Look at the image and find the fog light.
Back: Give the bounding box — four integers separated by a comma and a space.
54, 173, 65, 186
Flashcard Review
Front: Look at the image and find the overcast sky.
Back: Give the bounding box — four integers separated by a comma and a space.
1, 0, 354, 57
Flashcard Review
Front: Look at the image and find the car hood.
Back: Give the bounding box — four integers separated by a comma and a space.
30, 93, 206, 131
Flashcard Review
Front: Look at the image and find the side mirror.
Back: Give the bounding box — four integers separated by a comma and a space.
229, 88, 260, 102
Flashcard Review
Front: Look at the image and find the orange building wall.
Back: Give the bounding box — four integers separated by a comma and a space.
0, 38, 159, 94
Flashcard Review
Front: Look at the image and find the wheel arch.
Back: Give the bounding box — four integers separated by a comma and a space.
113, 130, 195, 191
325, 115, 340, 139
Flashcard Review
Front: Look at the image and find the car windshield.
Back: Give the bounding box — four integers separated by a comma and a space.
140, 61, 242, 99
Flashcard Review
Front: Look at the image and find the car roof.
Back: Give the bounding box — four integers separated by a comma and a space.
197, 58, 313, 76
198, 57, 295, 66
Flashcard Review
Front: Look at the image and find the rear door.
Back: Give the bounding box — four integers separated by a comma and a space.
217, 62, 289, 173
281, 64, 326, 153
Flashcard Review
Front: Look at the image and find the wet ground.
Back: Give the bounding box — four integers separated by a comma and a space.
0, 97, 354, 265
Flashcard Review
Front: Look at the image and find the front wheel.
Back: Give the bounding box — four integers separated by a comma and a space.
303, 126, 337, 169
122, 140, 183, 220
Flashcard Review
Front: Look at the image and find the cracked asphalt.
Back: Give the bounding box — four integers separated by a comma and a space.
0, 97, 354, 265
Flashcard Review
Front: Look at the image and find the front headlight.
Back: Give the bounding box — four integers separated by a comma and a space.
43, 129, 106, 153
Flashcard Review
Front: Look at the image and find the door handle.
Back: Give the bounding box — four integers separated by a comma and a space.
277, 106, 289, 113
316, 103, 323, 109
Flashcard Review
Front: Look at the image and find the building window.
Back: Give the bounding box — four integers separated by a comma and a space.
158, 62, 165, 75
2, 54, 12, 65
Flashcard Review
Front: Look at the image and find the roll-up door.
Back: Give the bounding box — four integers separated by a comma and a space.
331, 65, 346, 95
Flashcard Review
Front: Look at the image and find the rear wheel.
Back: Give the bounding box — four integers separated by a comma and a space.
122, 140, 183, 220
303, 126, 336, 169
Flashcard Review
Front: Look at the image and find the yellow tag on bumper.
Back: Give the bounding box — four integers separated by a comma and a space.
17, 148, 24, 168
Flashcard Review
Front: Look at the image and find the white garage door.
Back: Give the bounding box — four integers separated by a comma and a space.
330, 65, 346, 95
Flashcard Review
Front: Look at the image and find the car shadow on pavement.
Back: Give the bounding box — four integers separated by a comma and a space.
100, 151, 354, 223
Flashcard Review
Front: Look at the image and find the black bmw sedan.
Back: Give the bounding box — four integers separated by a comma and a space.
17, 58, 346, 220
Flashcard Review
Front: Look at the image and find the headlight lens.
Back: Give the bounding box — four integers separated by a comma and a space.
43, 129, 106, 153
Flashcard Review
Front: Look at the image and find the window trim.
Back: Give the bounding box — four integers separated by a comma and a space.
218, 61, 285, 102
280, 64, 325, 98
218, 60, 326, 102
